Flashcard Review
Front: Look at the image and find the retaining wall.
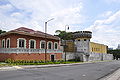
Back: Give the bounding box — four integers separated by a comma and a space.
63, 52, 113, 62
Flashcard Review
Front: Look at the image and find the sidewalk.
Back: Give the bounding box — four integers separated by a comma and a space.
0, 66, 22, 71
100, 68, 120, 80
0, 61, 112, 70
0, 61, 91, 71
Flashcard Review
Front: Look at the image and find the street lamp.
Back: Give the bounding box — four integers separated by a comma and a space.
45, 18, 54, 63
64, 25, 69, 62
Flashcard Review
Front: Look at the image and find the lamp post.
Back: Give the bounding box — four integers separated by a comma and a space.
64, 25, 69, 62
45, 18, 54, 63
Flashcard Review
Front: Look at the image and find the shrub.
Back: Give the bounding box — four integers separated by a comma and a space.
5, 59, 13, 63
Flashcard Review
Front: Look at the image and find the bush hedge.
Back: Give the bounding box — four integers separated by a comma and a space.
4, 59, 80, 65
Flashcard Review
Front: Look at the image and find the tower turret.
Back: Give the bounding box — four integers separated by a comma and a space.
73, 31, 92, 54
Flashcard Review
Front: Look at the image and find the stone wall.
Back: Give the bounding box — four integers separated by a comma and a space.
103, 54, 113, 60
63, 52, 113, 62
62, 52, 75, 60
89, 53, 113, 61
89, 53, 102, 61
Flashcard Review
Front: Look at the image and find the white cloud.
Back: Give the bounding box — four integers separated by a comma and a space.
100, 11, 113, 18
51, 6, 83, 24
85, 10, 120, 49
11, 12, 23, 18
0, 4, 24, 30
0, 4, 13, 13
0, 13, 24, 30
0, 0, 120, 49
0, 0, 84, 35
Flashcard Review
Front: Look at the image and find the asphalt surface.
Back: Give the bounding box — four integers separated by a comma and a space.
0, 60, 120, 80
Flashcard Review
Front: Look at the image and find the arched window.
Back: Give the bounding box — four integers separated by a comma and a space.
54, 42, 58, 50
40, 40, 46, 49
17, 38, 26, 48
6, 38, 10, 48
2, 39, 5, 48
47, 41, 53, 49
29, 39, 36, 49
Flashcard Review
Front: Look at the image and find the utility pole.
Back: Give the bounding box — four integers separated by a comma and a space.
44, 18, 54, 63
64, 25, 69, 62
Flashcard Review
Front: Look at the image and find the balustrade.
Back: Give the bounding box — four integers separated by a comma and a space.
0, 48, 63, 54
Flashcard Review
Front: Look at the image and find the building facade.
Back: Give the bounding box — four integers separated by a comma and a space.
90, 42, 107, 54
64, 31, 113, 61
69, 31, 107, 54
0, 27, 63, 61
74, 31, 92, 54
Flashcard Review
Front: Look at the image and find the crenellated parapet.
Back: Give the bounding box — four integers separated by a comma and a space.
72, 31, 92, 39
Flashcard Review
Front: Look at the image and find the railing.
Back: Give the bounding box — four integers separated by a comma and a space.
0, 48, 63, 54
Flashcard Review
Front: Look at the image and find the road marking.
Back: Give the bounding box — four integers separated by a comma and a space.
82, 74, 86, 77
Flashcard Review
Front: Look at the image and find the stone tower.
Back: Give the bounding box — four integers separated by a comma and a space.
73, 31, 92, 54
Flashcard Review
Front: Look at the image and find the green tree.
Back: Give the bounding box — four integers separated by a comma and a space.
55, 30, 73, 40
0, 30, 6, 34
108, 49, 120, 60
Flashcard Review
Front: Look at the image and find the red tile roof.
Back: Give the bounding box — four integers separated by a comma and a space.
0, 27, 60, 40
13, 27, 35, 32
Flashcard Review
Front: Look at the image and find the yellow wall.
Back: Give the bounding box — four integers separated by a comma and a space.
90, 42, 107, 53
65, 41, 75, 52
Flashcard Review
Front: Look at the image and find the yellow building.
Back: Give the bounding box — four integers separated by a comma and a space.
65, 40, 75, 52
62, 31, 112, 62
90, 42, 107, 54
64, 31, 108, 54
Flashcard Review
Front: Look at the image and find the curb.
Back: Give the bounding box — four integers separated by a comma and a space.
99, 68, 120, 80
0, 66, 23, 71
19, 62, 98, 69
0, 62, 90, 70
19, 60, 114, 69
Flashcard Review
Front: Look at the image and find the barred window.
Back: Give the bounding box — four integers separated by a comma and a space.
19, 39, 25, 48
48, 41, 53, 49
30, 40, 36, 49
40, 41, 46, 49
18, 38, 26, 48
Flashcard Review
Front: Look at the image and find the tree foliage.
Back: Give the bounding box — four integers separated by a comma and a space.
55, 30, 73, 40
108, 49, 120, 60
0, 30, 6, 34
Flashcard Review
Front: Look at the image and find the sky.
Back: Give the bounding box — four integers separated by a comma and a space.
0, 0, 120, 49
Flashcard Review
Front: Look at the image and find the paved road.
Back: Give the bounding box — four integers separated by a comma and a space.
0, 61, 120, 80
